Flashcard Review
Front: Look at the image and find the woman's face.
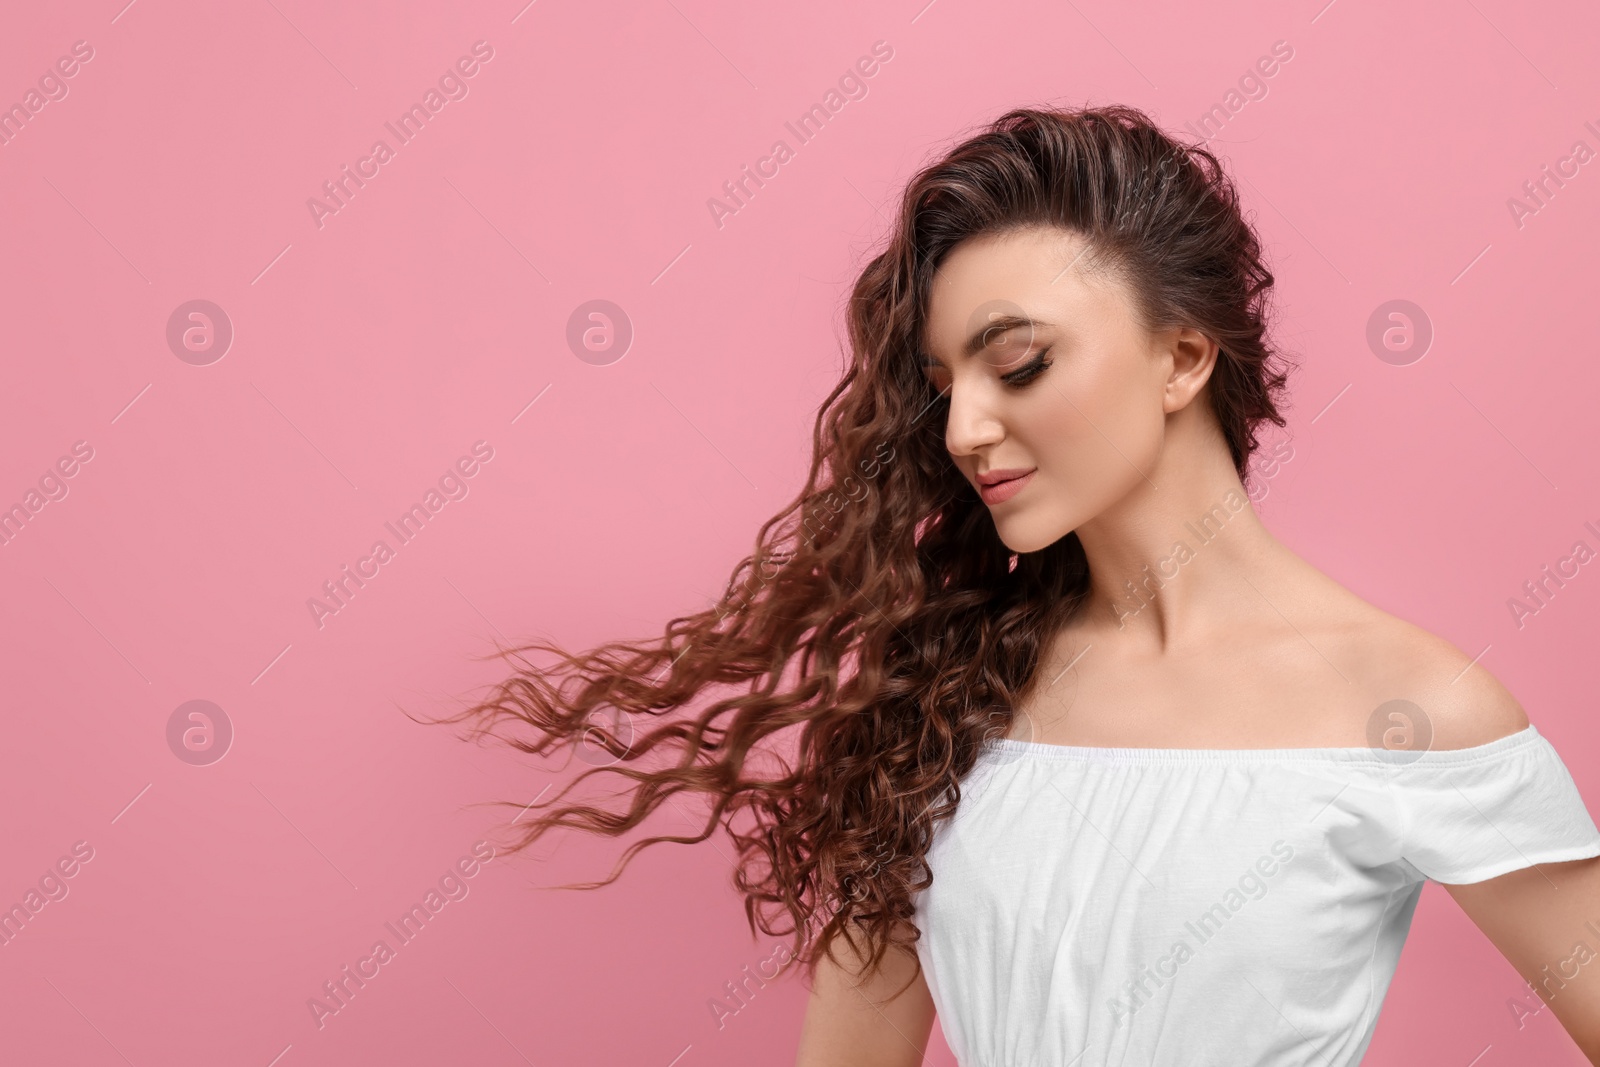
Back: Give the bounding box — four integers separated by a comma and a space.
920, 226, 1207, 554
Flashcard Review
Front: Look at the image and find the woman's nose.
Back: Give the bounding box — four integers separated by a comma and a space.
944, 381, 1005, 457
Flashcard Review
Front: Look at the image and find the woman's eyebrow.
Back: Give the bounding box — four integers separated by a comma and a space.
963, 315, 1053, 358
922, 315, 1055, 367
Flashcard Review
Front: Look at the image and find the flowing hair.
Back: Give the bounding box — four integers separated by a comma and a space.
435, 102, 1292, 993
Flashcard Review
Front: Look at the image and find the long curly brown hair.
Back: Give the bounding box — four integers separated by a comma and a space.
438, 102, 1291, 993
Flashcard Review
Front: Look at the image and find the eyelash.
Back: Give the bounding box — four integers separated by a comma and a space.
922, 347, 1054, 398
1000, 348, 1053, 387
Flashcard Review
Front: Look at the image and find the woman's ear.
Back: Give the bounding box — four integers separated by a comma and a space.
1163, 327, 1219, 413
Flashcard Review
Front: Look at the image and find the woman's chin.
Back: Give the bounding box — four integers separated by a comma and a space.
992, 515, 1072, 556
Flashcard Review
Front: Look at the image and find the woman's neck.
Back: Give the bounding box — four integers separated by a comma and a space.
1072, 434, 1296, 653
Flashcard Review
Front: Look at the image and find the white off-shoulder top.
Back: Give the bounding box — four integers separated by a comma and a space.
911, 724, 1600, 1066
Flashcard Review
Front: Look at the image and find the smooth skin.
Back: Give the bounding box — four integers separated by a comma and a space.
794, 925, 935, 1067
796, 226, 1600, 1064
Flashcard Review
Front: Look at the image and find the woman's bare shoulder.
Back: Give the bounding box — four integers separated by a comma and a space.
1323, 591, 1530, 752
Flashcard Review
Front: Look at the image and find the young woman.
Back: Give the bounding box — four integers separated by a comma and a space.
446, 105, 1600, 1064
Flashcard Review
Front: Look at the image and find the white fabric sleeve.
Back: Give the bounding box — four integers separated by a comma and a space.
1391, 726, 1600, 884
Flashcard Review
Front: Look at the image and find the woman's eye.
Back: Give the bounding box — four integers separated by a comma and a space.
1001, 349, 1053, 387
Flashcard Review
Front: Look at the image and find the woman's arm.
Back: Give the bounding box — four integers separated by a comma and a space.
794, 924, 936, 1067
1445, 854, 1600, 1062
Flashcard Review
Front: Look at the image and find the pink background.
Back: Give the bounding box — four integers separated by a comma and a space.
1, 0, 1597, 1063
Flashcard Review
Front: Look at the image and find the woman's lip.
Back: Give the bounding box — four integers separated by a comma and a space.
979, 469, 1035, 505
976, 466, 1034, 486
